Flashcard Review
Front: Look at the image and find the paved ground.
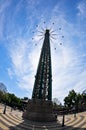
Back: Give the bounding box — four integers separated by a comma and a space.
0, 104, 86, 130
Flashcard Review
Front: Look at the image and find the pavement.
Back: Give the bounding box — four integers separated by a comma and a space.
0, 103, 86, 130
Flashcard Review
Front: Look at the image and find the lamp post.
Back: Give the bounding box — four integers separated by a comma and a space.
3, 103, 6, 114
74, 105, 76, 118
74, 96, 78, 118
3, 92, 8, 114
62, 106, 65, 127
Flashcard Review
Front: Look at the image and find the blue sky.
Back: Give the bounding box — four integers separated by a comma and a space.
0, 0, 86, 104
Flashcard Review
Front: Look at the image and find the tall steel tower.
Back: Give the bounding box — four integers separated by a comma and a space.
32, 29, 52, 101
23, 29, 56, 122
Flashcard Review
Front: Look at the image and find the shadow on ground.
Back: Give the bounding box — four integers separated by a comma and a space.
9, 118, 86, 130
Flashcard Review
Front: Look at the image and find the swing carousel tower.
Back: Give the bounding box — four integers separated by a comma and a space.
23, 29, 56, 122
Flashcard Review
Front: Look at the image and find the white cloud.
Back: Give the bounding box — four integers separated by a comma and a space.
52, 46, 86, 103
5, 0, 86, 104
9, 40, 28, 76
48, 3, 86, 103
77, 0, 86, 18
7, 68, 13, 79
7, 36, 40, 92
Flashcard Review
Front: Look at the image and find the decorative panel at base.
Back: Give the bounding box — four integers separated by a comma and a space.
23, 99, 56, 122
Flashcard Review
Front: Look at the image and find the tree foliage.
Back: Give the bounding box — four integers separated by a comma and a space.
64, 90, 76, 107
53, 98, 61, 106
0, 91, 22, 109
52, 98, 62, 113
64, 89, 83, 112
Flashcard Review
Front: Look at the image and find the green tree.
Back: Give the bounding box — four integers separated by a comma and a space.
0, 82, 7, 93
52, 98, 62, 113
0, 90, 3, 102
0, 82, 7, 103
64, 90, 76, 108
53, 98, 61, 106
7, 93, 21, 108
64, 90, 82, 112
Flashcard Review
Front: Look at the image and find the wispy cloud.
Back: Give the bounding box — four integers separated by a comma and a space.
1, 0, 86, 103
77, 0, 86, 19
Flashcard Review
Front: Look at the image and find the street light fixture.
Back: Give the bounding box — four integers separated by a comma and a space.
62, 106, 65, 127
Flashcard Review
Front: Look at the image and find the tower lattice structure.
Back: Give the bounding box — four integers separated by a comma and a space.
23, 29, 56, 122
32, 29, 52, 101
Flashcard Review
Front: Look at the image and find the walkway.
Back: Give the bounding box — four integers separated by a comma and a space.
0, 104, 86, 130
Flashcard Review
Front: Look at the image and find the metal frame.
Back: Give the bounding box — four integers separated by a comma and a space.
32, 29, 52, 101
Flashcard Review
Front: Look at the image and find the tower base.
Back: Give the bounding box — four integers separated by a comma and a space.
23, 99, 56, 122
